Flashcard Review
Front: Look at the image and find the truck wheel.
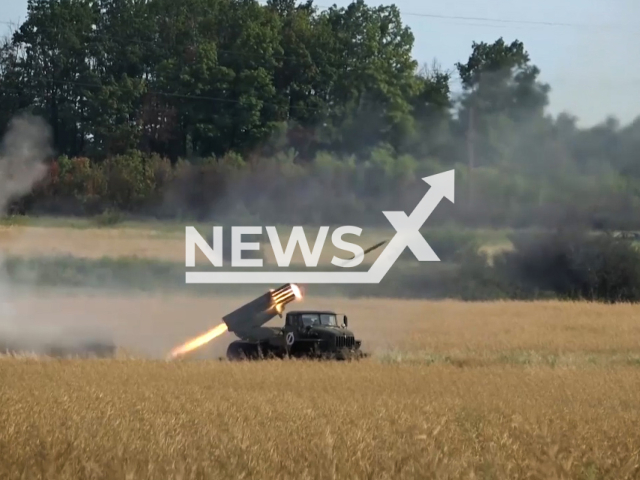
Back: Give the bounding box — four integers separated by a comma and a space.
226, 341, 260, 361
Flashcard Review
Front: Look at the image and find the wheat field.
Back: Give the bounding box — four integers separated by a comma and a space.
2, 292, 640, 479
2, 360, 639, 480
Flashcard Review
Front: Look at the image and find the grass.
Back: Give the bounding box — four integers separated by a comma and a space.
0, 215, 639, 478
1, 215, 637, 264
0, 215, 515, 265
0, 213, 513, 300
0, 222, 391, 264
1, 296, 640, 479
0, 359, 639, 479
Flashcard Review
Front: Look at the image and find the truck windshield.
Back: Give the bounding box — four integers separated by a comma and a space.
300, 314, 319, 327
299, 314, 338, 326
319, 314, 337, 326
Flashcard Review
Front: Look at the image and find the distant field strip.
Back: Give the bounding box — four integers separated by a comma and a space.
0, 221, 512, 264
0, 224, 389, 265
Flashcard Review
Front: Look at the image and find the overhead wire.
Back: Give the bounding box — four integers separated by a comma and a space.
2, 67, 637, 112
313, 5, 630, 29
2, 3, 637, 30
0, 76, 333, 113
0, 4, 637, 108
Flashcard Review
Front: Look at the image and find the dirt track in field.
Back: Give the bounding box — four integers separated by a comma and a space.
0, 225, 387, 265
3, 289, 640, 362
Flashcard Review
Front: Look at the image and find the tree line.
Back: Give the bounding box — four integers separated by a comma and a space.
1, 0, 639, 227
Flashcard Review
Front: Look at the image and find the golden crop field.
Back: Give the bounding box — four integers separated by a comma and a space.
2, 292, 640, 479
2, 360, 640, 480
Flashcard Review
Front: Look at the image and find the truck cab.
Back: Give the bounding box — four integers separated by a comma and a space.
285, 311, 348, 329
283, 310, 361, 354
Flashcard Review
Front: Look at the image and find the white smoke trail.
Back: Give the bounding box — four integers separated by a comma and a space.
0, 115, 116, 357
0, 114, 51, 306
0, 114, 51, 208
0, 114, 53, 353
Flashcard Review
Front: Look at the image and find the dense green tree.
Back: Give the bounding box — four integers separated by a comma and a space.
1, 0, 640, 230
11, 0, 98, 155
1, 0, 436, 159
454, 38, 552, 171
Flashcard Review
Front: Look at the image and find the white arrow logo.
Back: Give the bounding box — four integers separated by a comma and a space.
186, 169, 455, 284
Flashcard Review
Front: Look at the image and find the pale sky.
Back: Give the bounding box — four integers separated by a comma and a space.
2, 0, 638, 127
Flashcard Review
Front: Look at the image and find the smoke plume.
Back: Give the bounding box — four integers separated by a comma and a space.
0, 114, 115, 357
0, 114, 51, 208
0, 114, 51, 318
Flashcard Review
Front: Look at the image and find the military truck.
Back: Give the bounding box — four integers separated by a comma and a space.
227, 309, 363, 360
222, 284, 365, 361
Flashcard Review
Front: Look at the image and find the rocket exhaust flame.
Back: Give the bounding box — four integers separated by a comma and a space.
169, 322, 228, 358
168, 283, 303, 358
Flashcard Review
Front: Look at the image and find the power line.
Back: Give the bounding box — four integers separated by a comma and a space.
0, 20, 312, 64
0, 5, 638, 109
306, 3, 635, 29
324, 8, 624, 29
0, 22, 637, 105
0, 10, 633, 76
0, 76, 329, 113
2, 72, 639, 107
0, 17, 550, 72
2, 4, 637, 31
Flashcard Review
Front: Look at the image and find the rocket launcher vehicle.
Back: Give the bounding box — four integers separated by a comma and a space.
222, 283, 302, 338
169, 237, 387, 359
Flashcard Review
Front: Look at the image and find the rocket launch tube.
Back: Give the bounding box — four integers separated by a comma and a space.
222, 283, 302, 335
271, 283, 301, 305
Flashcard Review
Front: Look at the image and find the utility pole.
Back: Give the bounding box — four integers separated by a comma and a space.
466, 103, 475, 207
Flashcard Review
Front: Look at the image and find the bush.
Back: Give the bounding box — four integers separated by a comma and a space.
424, 228, 480, 261
93, 208, 124, 226
101, 151, 156, 210
14, 146, 640, 231
392, 229, 640, 302
398, 227, 480, 263
494, 230, 640, 302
